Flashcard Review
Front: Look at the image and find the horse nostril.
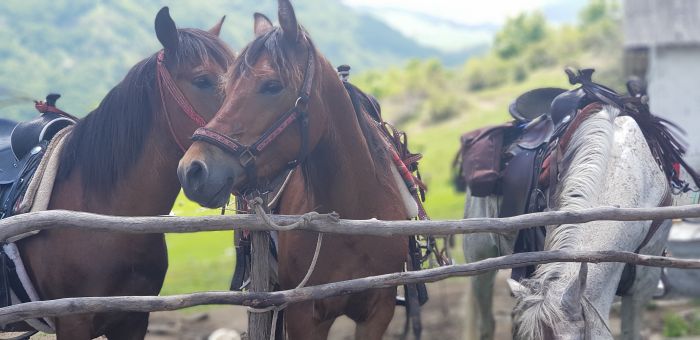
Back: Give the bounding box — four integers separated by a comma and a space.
185, 160, 208, 192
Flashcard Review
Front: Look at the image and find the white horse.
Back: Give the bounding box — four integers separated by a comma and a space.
463, 105, 672, 339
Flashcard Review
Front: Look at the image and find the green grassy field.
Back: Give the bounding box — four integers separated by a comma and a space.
161, 194, 234, 296
160, 67, 573, 295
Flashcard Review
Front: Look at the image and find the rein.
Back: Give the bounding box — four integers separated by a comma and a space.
191, 46, 316, 193
156, 50, 208, 153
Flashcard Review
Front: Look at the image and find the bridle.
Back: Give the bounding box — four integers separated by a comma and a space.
156, 50, 209, 152
191, 46, 316, 193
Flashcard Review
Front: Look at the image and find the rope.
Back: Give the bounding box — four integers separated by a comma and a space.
247, 197, 328, 340
251, 197, 338, 231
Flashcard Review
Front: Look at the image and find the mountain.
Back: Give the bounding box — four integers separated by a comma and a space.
343, 1, 586, 58
0, 0, 446, 120
348, 5, 495, 54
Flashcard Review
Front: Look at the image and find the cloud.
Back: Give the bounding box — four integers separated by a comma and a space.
342, 0, 556, 25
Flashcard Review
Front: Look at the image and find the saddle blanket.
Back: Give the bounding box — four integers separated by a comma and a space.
1, 126, 72, 333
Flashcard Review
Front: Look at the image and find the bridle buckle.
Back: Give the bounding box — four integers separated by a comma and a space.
239, 149, 256, 167
294, 95, 309, 110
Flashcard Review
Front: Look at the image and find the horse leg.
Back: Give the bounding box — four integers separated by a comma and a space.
620, 270, 657, 340
621, 263, 665, 340
462, 233, 502, 340
354, 289, 397, 340
104, 312, 150, 340
622, 220, 672, 340
54, 315, 96, 340
284, 302, 334, 340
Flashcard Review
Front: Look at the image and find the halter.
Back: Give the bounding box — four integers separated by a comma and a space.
156, 50, 208, 152
191, 47, 316, 193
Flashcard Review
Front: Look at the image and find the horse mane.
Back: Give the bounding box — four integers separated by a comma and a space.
231, 27, 396, 190
513, 105, 620, 339
58, 28, 234, 197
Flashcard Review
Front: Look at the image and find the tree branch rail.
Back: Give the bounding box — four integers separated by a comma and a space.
1, 204, 699, 241
0, 250, 698, 325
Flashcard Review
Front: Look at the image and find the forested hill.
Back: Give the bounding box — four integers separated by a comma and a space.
0, 0, 447, 120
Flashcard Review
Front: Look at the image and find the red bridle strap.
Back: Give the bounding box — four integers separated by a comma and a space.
156, 50, 208, 152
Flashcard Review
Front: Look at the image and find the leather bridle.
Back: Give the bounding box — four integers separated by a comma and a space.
156, 50, 209, 152
191, 46, 316, 192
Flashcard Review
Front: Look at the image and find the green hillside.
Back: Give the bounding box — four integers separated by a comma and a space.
0, 0, 442, 120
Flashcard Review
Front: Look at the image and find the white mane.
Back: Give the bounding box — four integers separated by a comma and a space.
513, 105, 620, 339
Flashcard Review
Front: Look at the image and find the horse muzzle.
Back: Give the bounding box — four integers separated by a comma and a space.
178, 143, 243, 208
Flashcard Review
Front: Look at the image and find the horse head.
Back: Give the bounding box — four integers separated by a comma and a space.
179, 0, 331, 207
153, 7, 235, 152
511, 263, 591, 340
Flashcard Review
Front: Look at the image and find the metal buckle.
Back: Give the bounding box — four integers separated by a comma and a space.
239, 149, 256, 167
294, 95, 309, 109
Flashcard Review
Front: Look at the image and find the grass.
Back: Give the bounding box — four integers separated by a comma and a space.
160, 193, 234, 296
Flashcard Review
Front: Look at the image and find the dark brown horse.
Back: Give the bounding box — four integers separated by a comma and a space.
178, 1, 412, 339
13, 8, 234, 339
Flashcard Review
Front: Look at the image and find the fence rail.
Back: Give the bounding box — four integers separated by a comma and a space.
1, 250, 700, 326
1, 204, 700, 241
1, 204, 700, 333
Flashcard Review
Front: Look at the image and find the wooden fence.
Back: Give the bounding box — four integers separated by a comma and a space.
1, 204, 700, 337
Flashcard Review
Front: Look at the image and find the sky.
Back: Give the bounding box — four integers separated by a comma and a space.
341, 0, 558, 26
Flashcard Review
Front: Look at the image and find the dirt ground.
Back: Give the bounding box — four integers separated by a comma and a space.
137, 271, 695, 340
11, 270, 693, 340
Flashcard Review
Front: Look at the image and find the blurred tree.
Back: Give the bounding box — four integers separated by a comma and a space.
493, 12, 548, 59
579, 0, 620, 27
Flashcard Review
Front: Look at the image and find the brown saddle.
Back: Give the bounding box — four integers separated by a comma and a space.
453, 86, 568, 197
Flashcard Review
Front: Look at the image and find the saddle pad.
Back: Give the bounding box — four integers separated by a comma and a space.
15, 126, 72, 224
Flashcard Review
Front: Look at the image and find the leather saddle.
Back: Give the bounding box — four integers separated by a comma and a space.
501, 83, 590, 280
0, 95, 76, 217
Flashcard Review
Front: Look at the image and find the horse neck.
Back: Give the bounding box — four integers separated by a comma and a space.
52, 107, 183, 216
284, 62, 406, 220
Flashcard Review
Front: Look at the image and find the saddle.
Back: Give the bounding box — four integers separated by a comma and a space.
453, 86, 567, 197
0, 96, 75, 216
0, 94, 75, 186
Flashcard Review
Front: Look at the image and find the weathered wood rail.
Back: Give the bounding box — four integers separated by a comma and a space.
1, 204, 699, 333
1, 250, 699, 326
1, 204, 700, 241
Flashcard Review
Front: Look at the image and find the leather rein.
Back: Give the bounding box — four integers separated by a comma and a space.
191, 46, 316, 193
156, 50, 208, 153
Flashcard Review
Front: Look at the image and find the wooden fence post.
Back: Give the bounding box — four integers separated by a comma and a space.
248, 231, 274, 340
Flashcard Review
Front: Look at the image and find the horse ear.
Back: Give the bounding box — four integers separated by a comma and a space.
254, 13, 274, 38
507, 278, 530, 298
278, 0, 299, 43
561, 263, 588, 315
209, 15, 226, 37
155, 7, 179, 52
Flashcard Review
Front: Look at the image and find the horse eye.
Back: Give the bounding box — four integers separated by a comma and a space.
259, 80, 284, 95
192, 76, 213, 90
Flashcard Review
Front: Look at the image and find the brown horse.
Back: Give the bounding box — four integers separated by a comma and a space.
13, 8, 234, 339
178, 1, 412, 339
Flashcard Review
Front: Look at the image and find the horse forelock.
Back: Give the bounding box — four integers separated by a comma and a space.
58, 27, 234, 198
228, 27, 306, 89
513, 105, 621, 339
